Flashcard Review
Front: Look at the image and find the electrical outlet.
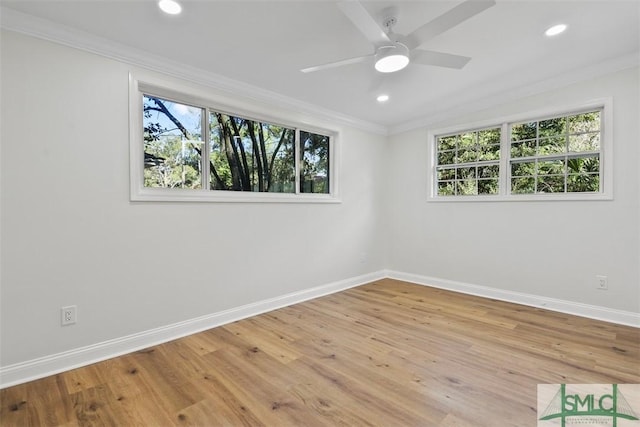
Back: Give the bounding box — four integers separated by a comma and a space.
61, 305, 77, 326
595, 275, 608, 290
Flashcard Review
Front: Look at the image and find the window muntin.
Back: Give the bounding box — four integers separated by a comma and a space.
435, 127, 501, 196
431, 105, 607, 201
137, 91, 334, 200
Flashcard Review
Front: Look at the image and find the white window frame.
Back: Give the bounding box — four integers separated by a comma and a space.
129, 72, 339, 203
427, 98, 613, 202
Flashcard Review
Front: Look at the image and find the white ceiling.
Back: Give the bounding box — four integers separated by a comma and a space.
2, 0, 639, 132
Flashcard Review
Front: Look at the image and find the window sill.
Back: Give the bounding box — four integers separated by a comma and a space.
131, 188, 341, 204
427, 192, 613, 202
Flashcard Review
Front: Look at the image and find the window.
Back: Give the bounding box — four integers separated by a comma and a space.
436, 127, 501, 196
300, 131, 330, 194
510, 111, 601, 194
131, 77, 336, 202
143, 96, 204, 189
430, 101, 611, 201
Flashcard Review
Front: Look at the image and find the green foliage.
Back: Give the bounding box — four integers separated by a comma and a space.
569, 133, 600, 152
567, 156, 599, 192
538, 137, 566, 156
511, 140, 536, 158
438, 181, 455, 196
210, 113, 296, 192
144, 136, 202, 189
511, 161, 534, 177
511, 111, 600, 157
569, 112, 600, 133
511, 121, 536, 141
509, 155, 600, 194
478, 179, 498, 195
142, 95, 330, 194
507, 110, 601, 195
300, 131, 330, 194
478, 164, 499, 179
538, 117, 565, 138
143, 95, 203, 189
435, 127, 501, 196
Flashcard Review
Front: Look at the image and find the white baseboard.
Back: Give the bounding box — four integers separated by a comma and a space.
3, 269, 637, 389
0, 271, 386, 389
386, 270, 640, 328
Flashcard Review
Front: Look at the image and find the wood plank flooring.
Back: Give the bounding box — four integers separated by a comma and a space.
1, 279, 639, 426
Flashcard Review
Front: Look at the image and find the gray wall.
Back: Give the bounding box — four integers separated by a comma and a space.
0, 31, 388, 366
1, 29, 638, 374
386, 67, 639, 313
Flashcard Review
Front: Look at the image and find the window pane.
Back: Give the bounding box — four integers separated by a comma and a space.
478, 164, 499, 178
437, 167, 455, 180
143, 95, 203, 189
567, 174, 599, 192
538, 136, 566, 156
478, 128, 500, 145
567, 156, 599, 174
438, 150, 456, 166
537, 175, 565, 193
457, 149, 477, 163
511, 161, 534, 177
511, 140, 536, 158
569, 111, 600, 133
437, 136, 456, 151
300, 131, 330, 194
479, 144, 500, 161
459, 132, 476, 148
511, 122, 536, 141
511, 176, 535, 194
457, 166, 476, 179
537, 159, 565, 175
268, 127, 296, 193
210, 112, 295, 192
569, 132, 600, 152
438, 181, 455, 196
478, 179, 499, 195
456, 180, 477, 195
538, 117, 566, 138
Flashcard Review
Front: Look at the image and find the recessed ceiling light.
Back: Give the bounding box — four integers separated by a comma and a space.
545, 24, 567, 37
377, 94, 390, 103
159, 0, 182, 15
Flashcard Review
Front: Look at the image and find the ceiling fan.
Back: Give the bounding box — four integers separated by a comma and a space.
301, 0, 496, 74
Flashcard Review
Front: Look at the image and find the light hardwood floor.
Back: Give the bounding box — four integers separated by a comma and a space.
1, 279, 639, 426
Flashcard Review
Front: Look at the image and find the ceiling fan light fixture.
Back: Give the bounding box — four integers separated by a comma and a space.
374, 44, 410, 73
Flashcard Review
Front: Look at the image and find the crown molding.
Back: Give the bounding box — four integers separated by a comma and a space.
389, 51, 639, 135
2, 6, 636, 138
0, 6, 389, 136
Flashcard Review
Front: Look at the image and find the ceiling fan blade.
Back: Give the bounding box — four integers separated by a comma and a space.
402, 0, 496, 50
411, 49, 471, 69
301, 54, 372, 73
337, 1, 390, 46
